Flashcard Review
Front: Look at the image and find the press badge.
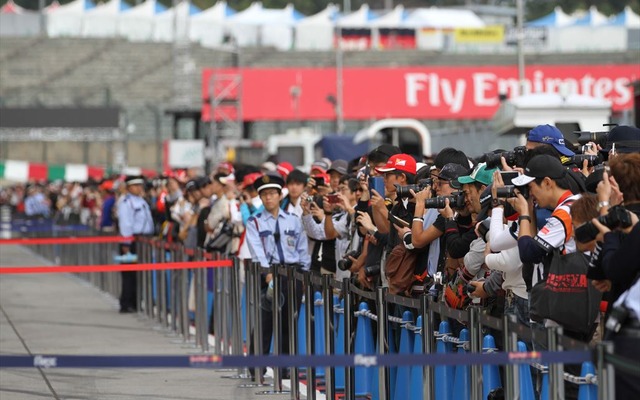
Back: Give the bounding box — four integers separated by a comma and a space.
285, 230, 296, 247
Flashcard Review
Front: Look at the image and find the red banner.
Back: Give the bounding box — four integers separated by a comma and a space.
202, 64, 637, 122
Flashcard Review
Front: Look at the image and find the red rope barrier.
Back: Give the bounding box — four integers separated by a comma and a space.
0, 260, 233, 275
0, 236, 134, 245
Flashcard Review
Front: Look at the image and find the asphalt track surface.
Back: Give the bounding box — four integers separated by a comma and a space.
0, 245, 291, 400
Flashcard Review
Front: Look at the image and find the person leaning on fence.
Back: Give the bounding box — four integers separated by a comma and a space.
116, 175, 154, 314
245, 173, 311, 379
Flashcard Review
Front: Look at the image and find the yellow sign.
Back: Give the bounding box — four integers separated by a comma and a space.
454, 26, 504, 43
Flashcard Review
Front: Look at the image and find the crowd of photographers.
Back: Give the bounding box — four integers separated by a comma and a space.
2, 124, 638, 398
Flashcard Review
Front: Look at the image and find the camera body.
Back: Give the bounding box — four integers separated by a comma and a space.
395, 178, 433, 198
337, 250, 361, 271
571, 154, 601, 168
424, 191, 465, 209
485, 146, 528, 169
574, 205, 633, 243
495, 185, 530, 199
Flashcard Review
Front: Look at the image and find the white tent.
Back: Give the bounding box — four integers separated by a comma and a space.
609, 6, 640, 27
337, 4, 377, 28
189, 1, 236, 48
153, 1, 201, 42
224, 2, 303, 49
81, 0, 131, 38
295, 4, 339, 50
47, 0, 95, 37
526, 6, 575, 27
118, 0, 167, 42
369, 4, 407, 27
405, 7, 485, 28
570, 6, 609, 26
0, 0, 40, 37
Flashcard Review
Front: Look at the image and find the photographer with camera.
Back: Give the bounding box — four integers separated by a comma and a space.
302, 173, 339, 275
586, 155, 640, 399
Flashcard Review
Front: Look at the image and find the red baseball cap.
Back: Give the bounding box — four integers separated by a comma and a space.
240, 172, 262, 189
276, 162, 294, 178
375, 154, 417, 174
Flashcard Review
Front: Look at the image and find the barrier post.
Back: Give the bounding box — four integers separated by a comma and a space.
199, 250, 209, 353
271, 264, 283, 392
170, 245, 180, 335
232, 258, 247, 377
244, 260, 257, 381
596, 341, 615, 400
158, 243, 167, 327
288, 267, 300, 400
468, 307, 483, 400
252, 262, 264, 383
214, 253, 223, 353
421, 294, 435, 400
322, 274, 335, 400
221, 253, 231, 355
376, 286, 389, 400
145, 243, 153, 319
304, 271, 316, 399
342, 278, 354, 400
503, 314, 519, 400
180, 260, 191, 344
547, 326, 565, 400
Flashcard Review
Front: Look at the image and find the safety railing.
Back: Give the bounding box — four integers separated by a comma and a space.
3, 211, 633, 400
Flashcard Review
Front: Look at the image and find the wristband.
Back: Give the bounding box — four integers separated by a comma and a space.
413, 217, 424, 223
518, 215, 531, 223
597, 201, 610, 211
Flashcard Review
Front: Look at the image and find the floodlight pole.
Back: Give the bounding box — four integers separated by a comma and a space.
336, 25, 345, 135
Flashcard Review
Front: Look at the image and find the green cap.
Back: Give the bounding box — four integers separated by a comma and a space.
457, 163, 496, 186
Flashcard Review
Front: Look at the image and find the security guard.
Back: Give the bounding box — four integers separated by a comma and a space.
117, 175, 154, 313
245, 173, 310, 378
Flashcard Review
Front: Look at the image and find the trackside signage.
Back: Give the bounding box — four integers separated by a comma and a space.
202, 65, 637, 121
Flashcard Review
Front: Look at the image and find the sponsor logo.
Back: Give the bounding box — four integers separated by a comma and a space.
33, 356, 57, 368
189, 355, 221, 365
508, 351, 542, 364
354, 354, 377, 367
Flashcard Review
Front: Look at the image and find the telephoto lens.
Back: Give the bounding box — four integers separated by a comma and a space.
574, 205, 633, 243
364, 264, 381, 277
337, 250, 360, 271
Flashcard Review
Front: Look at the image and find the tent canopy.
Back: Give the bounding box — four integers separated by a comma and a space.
84, 0, 130, 15
120, 0, 166, 17
228, 2, 303, 26
338, 4, 378, 28
571, 6, 609, 26
296, 3, 339, 26
405, 7, 485, 28
370, 4, 408, 27
1, 0, 27, 14
526, 6, 575, 27
609, 6, 640, 27
46, 0, 95, 14
191, 0, 235, 21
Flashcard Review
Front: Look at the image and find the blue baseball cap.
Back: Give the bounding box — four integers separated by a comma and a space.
526, 124, 574, 157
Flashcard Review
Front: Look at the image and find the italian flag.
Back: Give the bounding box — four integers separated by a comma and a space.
0, 160, 105, 183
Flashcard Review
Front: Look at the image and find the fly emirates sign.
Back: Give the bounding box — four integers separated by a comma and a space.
201, 65, 636, 121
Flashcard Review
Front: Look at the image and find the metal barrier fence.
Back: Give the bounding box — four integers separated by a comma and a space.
4, 216, 629, 400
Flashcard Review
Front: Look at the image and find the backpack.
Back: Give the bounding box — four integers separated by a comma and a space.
384, 243, 420, 295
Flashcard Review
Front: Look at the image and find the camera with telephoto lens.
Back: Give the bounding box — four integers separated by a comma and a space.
575, 130, 609, 146
337, 250, 361, 271
484, 146, 528, 169
495, 185, 530, 199
574, 205, 633, 243
364, 264, 381, 277
476, 219, 491, 242
570, 154, 602, 168
395, 178, 433, 199
424, 191, 465, 209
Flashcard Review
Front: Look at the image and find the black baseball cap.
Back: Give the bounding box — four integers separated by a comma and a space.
512, 155, 566, 186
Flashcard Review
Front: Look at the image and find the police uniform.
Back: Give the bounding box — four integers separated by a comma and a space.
117, 175, 154, 313
244, 174, 310, 378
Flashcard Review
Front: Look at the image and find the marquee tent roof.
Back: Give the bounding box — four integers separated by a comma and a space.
370, 4, 408, 27
609, 6, 640, 27
120, 0, 166, 16
0, 0, 27, 14
571, 6, 609, 26
191, 0, 236, 21
404, 7, 485, 28
155, 0, 201, 19
296, 3, 339, 26
526, 6, 575, 27
338, 4, 378, 28
46, 0, 95, 14
227, 2, 303, 25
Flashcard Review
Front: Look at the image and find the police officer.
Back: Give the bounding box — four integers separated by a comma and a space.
245, 173, 311, 378
117, 175, 154, 313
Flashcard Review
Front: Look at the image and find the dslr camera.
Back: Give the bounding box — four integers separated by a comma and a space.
495, 185, 530, 199
364, 264, 381, 277
337, 250, 361, 271
476, 218, 491, 242
395, 178, 433, 199
484, 146, 528, 169
570, 154, 602, 168
574, 205, 633, 243
424, 191, 465, 209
